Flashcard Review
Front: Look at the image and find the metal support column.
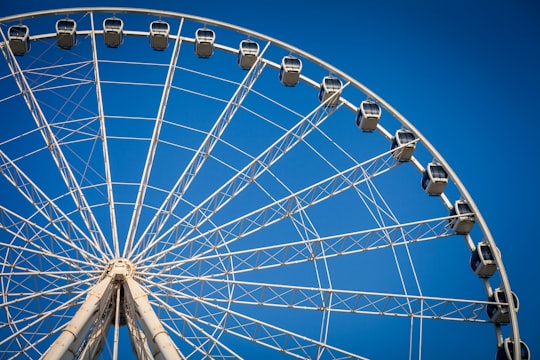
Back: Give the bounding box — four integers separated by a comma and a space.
42, 277, 113, 360
123, 277, 184, 360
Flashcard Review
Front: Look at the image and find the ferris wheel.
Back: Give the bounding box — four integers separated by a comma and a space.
0, 7, 530, 360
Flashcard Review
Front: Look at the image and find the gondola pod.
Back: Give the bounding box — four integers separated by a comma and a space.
8, 25, 30, 55
56, 19, 77, 49
195, 28, 215, 58
356, 100, 381, 131
391, 129, 416, 161
237, 39, 259, 70
103, 17, 124, 48
318, 76, 342, 107
421, 162, 448, 195
449, 199, 475, 235
279, 55, 302, 86
149, 20, 170, 51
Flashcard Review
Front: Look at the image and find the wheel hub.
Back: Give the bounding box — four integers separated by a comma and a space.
105, 258, 135, 282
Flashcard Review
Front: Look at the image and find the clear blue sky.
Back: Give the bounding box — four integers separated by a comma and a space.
1, 0, 538, 358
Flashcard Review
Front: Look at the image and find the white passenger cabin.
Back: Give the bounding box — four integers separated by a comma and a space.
103, 17, 124, 48
421, 162, 448, 195
149, 20, 170, 50
195, 28, 215, 58
356, 100, 381, 131
390, 129, 416, 161
449, 200, 475, 235
8, 25, 30, 55
279, 55, 302, 86
497, 338, 530, 360
487, 288, 519, 324
470, 241, 497, 277
238, 40, 259, 70
318, 76, 342, 107
56, 19, 77, 49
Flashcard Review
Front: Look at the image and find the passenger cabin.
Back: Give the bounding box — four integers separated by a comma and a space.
103, 17, 124, 48
8, 25, 30, 56
497, 338, 530, 360
237, 40, 259, 70
487, 288, 519, 324
470, 242, 497, 277
149, 20, 169, 50
318, 76, 342, 107
279, 55, 302, 86
390, 129, 416, 161
56, 19, 77, 49
356, 100, 381, 131
421, 162, 448, 195
195, 28, 215, 58
449, 199, 475, 234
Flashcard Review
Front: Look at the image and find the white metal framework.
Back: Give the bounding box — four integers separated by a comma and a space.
0, 7, 526, 360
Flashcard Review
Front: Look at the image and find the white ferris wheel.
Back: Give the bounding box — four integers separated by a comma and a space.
0, 7, 530, 360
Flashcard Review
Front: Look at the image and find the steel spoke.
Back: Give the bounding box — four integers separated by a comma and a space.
129, 41, 271, 259
123, 19, 185, 258
134, 90, 347, 263
0, 27, 113, 259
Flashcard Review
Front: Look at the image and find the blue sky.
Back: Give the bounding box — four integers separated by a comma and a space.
1, 0, 538, 358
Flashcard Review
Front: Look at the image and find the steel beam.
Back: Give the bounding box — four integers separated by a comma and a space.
42, 277, 114, 360
123, 277, 184, 360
